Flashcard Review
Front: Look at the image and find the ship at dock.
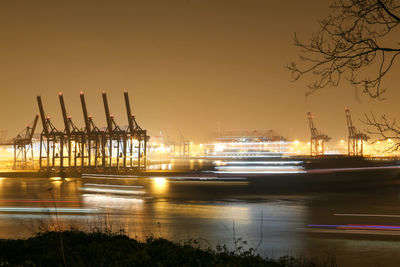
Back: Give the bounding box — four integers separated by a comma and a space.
196, 130, 400, 191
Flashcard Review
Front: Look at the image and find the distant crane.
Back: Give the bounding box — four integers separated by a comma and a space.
13, 115, 39, 169
307, 112, 331, 156
345, 108, 369, 156
178, 128, 190, 157
161, 129, 176, 156
0, 130, 8, 144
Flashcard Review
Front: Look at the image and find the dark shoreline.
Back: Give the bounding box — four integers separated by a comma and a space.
0, 230, 336, 267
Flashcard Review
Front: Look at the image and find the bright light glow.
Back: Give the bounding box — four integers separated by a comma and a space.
215, 144, 225, 152
153, 177, 167, 187
151, 177, 168, 194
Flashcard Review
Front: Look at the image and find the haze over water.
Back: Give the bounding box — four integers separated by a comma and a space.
0, 175, 399, 267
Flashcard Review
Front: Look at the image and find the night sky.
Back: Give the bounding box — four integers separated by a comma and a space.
1, 0, 399, 142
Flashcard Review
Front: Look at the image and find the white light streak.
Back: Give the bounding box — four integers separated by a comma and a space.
83, 194, 143, 209
307, 165, 400, 174
0, 207, 99, 213
334, 213, 400, 218
206, 141, 295, 145
214, 170, 306, 174
82, 173, 139, 178
216, 161, 303, 165
166, 176, 247, 181
215, 166, 303, 170
79, 187, 145, 195
83, 183, 143, 189
82, 175, 138, 180
202, 155, 285, 158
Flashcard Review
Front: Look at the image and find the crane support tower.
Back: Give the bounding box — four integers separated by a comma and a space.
345, 109, 369, 156
307, 112, 331, 156
37, 95, 64, 171
13, 115, 39, 169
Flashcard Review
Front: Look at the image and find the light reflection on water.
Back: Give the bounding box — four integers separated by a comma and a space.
83, 194, 143, 210
0, 177, 399, 265
151, 177, 168, 194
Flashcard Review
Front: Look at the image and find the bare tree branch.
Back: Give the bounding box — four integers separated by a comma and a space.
289, 0, 400, 98
362, 112, 400, 152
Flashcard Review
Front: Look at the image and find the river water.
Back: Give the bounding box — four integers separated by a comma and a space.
0, 174, 399, 266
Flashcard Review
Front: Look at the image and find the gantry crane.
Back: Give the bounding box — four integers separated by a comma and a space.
178, 128, 190, 157
345, 108, 369, 156
80, 92, 105, 168
102, 91, 125, 168
124, 91, 148, 169
37, 95, 65, 170
0, 131, 7, 144
307, 112, 331, 156
162, 129, 176, 156
13, 115, 39, 169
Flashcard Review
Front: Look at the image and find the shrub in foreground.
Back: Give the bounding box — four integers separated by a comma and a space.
0, 230, 335, 266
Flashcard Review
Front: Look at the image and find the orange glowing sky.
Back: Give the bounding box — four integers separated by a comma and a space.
0, 0, 399, 142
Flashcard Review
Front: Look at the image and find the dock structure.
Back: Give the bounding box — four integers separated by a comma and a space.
35, 91, 148, 174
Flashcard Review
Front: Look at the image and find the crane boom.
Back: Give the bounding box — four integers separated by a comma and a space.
29, 115, 39, 141
59, 92, 70, 135
80, 92, 91, 134
102, 92, 113, 133
36, 96, 48, 135
124, 91, 135, 135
